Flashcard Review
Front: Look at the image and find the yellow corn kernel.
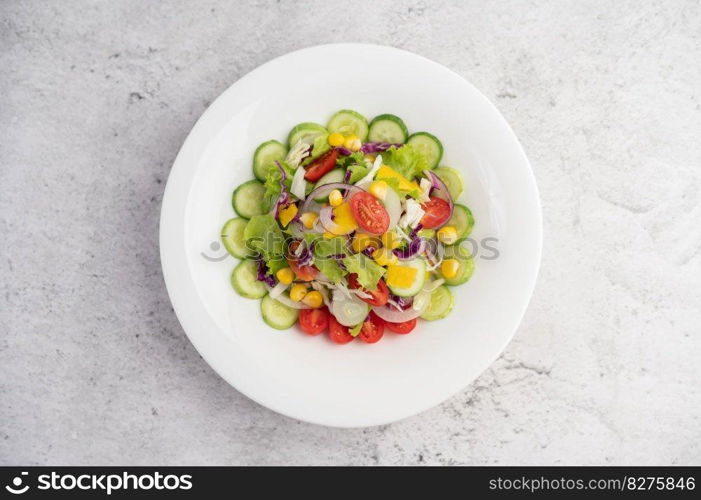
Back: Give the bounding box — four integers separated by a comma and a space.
276, 267, 294, 285
328, 189, 343, 207
440, 258, 460, 279
302, 290, 323, 308
344, 134, 362, 152
278, 203, 298, 228
372, 247, 398, 267
364, 154, 377, 163
437, 226, 458, 245
323, 231, 335, 239
328, 132, 345, 147
381, 230, 402, 250
289, 283, 308, 302
299, 212, 318, 230
368, 180, 388, 201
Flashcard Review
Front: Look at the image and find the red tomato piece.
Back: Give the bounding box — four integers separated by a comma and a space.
328, 314, 355, 344
420, 197, 451, 229
287, 241, 319, 281
384, 318, 417, 334
304, 149, 339, 182
348, 274, 389, 307
298, 307, 330, 335
349, 192, 390, 235
358, 312, 385, 344
288, 259, 318, 281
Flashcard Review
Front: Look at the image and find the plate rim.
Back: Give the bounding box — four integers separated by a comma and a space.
159, 43, 543, 427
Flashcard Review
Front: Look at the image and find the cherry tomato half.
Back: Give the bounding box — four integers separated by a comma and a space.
328, 314, 355, 344
420, 197, 451, 229
348, 274, 389, 307
359, 312, 385, 344
304, 149, 339, 182
298, 307, 330, 335
349, 192, 390, 235
384, 318, 417, 334
287, 241, 319, 281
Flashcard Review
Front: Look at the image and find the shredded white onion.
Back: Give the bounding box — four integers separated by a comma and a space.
350, 288, 372, 300
286, 140, 311, 168
269, 281, 289, 299
290, 165, 307, 200
354, 154, 383, 189
394, 226, 412, 242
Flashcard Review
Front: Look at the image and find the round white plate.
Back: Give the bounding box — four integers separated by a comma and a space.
160, 44, 541, 427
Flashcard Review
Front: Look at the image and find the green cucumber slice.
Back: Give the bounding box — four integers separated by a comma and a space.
440, 246, 475, 286
407, 132, 443, 169
313, 169, 346, 202
232, 180, 266, 219
420, 285, 454, 320
368, 114, 408, 143
261, 294, 299, 330
231, 260, 267, 299
433, 166, 464, 200
287, 122, 327, 147
253, 140, 287, 181
386, 258, 426, 297
447, 204, 474, 239
221, 218, 253, 258
327, 110, 369, 140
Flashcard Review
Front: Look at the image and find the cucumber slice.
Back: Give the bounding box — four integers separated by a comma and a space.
231, 260, 267, 299
407, 132, 443, 169
440, 246, 475, 286
433, 166, 464, 200
447, 204, 475, 239
368, 114, 408, 143
232, 180, 266, 219
287, 122, 327, 147
313, 169, 346, 202
253, 140, 287, 181
327, 110, 369, 141
221, 218, 253, 259
420, 285, 454, 321
261, 294, 299, 330
386, 258, 426, 297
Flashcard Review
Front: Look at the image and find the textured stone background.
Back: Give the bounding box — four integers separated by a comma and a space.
1, 0, 700, 465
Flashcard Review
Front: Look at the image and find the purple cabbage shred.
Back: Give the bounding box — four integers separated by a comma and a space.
335, 146, 353, 156
256, 257, 276, 287
360, 142, 401, 154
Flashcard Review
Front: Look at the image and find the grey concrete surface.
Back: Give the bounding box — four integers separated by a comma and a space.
1, 0, 700, 465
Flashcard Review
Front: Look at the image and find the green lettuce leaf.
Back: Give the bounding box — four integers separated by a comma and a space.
243, 214, 285, 265
347, 163, 369, 184
262, 161, 294, 212
342, 253, 385, 291
349, 322, 363, 337
381, 144, 428, 181
301, 134, 331, 165
311, 236, 347, 283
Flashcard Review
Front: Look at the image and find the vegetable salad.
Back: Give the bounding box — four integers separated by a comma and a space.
221, 110, 475, 344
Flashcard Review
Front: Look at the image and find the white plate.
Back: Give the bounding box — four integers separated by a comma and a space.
160, 44, 541, 427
